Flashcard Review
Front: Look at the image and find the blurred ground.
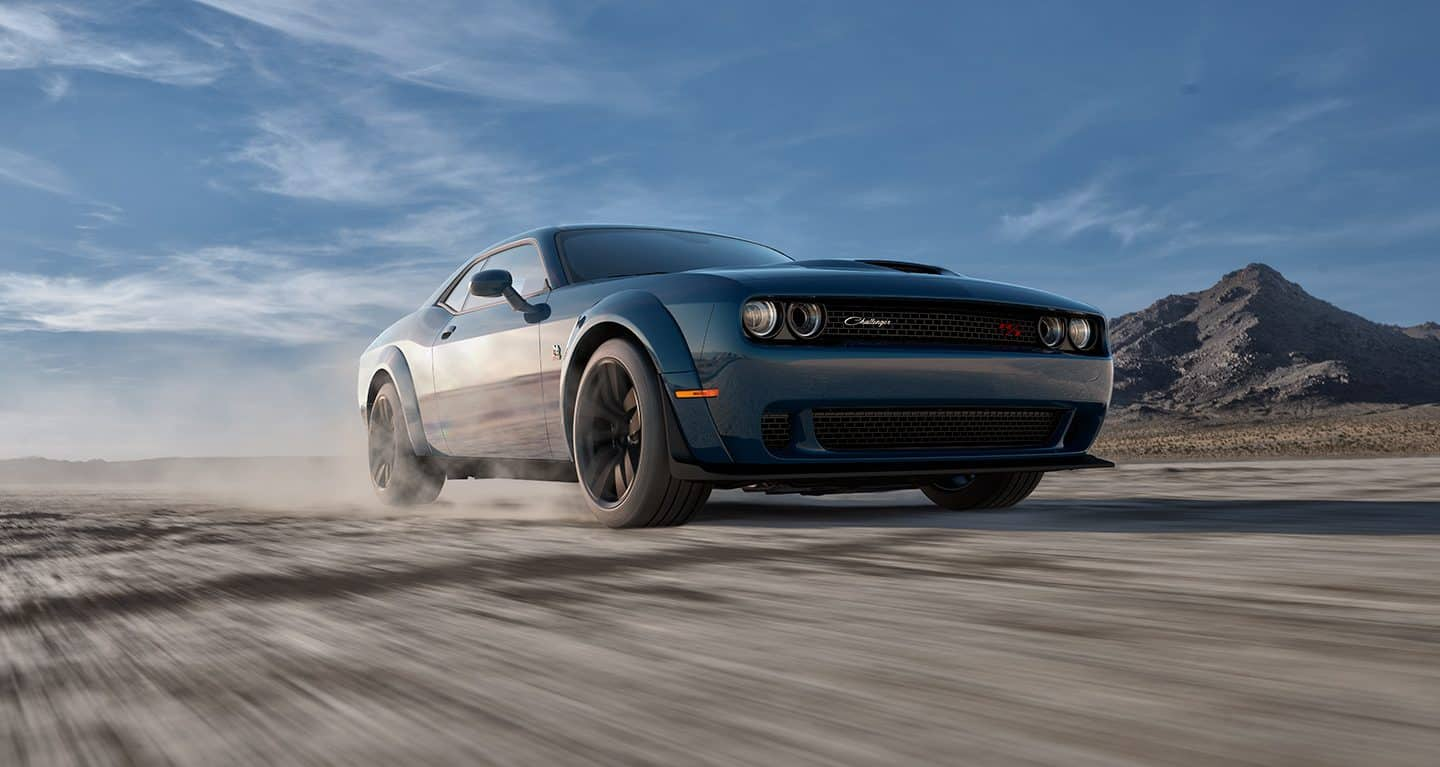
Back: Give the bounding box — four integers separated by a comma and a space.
3, 458, 1439, 766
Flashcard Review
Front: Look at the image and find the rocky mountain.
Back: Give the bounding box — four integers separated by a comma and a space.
1400, 322, 1440, 341
1110, 264, 1440, 411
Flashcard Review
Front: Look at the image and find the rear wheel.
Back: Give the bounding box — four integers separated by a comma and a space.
573, 339, 711, 528
920, 472, 1043, 511
368, 381, 444, 506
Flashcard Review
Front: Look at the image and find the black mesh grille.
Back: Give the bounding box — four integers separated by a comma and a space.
761, 412, 791, 452
812, 408, 1063, 451
818, 300, 1041, 347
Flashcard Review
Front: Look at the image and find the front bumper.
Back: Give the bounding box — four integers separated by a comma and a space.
670, 452, 1114, 483
691, 342, 1113, 465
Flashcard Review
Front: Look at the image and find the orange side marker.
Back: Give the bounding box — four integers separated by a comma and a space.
674, 389, 720, 399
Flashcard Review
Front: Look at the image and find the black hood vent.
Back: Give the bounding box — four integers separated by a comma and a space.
856, 259, 957, 276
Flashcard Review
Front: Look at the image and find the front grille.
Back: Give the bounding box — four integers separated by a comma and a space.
818, 300, 1042, 347
812, 407, 1063, 451
760, 412, 791, 452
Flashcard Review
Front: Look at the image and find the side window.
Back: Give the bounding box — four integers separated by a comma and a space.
441, 258, 490, 311
463, 244, 548, 311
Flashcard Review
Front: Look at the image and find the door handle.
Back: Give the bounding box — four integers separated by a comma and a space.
440, 325, 456, 340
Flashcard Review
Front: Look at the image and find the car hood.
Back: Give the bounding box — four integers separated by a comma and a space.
693, 260, 1102, 315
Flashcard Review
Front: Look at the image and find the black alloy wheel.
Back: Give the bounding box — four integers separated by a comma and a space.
576, 358, 643, 506
367, 381, 444, 506
572, 339, 711, 528
368, 395, 399, 491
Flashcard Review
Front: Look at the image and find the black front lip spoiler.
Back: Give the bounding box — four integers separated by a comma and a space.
669, 453, 1115, 482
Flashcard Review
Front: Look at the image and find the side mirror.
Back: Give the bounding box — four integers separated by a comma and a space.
469, 269, 512, 298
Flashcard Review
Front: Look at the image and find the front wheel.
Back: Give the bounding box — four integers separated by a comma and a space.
920, 472, 1043, 511
573, 339, 711, 528
368, 381, 444, 506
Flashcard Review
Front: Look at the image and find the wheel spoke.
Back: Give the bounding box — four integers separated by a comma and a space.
623, 447, 637, 486
586, 426, 616, 448
604, 363, 624, 404
591, 396, 627, 425
369, 396, 399, 491
583, 445, 616, 496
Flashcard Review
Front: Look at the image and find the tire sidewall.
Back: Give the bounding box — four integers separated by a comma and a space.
922, 472, 1041, 511
574, 339, 672, 528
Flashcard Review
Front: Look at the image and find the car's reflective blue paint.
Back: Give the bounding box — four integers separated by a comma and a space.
358, 225, 1112, 476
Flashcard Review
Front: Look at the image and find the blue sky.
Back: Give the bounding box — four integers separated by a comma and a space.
2, 1, 1438, 458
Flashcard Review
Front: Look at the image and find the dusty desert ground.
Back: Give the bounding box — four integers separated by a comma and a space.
1096, 403, 1440, 460
3, 457, 1439, 766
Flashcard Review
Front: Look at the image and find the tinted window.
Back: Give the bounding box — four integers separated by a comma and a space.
557, 228, 791, 282
440, 243, 549, 312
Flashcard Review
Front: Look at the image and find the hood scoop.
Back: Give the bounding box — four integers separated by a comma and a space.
787, 258, 960, 276
857, 259, 958, 276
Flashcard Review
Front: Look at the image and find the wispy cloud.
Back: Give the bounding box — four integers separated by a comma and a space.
1030, 98, 1115, 157
1158, 208, 1440, 255
1223, 98, 1348, 149
0, 3, 227, 85
999, 182, 1164, 245
236, 111, 397, 203
39, 71, 70, 102
0, 146, 71, 196
0, 247, 432, 342
75, 204, 125, 231
340, 206, 500, 253
194, 0, 643, 106
233, 98, 530, 207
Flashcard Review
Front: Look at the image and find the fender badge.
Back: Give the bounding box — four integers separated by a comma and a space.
551, 344, 563, 360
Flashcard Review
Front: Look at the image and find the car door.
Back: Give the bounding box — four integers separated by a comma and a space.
429, 243, 551, 458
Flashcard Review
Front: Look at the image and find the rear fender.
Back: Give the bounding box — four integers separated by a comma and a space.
369, 346, 436, 456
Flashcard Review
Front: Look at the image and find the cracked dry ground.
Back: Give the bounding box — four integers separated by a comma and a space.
3, 458, 1439, 766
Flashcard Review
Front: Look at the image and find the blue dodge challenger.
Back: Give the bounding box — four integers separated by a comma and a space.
358, 225, 1113, 527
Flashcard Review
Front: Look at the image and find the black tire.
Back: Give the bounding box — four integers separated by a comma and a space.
573, 339, 712, 528
920, 472, 1043, 511
368, 381, 444, 506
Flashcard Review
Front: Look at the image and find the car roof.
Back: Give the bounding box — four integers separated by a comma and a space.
422, 224, 789, 308
504, 224, 785, 254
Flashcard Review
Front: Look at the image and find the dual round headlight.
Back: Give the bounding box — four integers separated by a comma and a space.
741, 299, 781, 337
742, 299, 825, 339
1067, 317, 1094, 350
1037, 316, 1064, 348
1037, 315, 1097, 350
787, 302, 825, 338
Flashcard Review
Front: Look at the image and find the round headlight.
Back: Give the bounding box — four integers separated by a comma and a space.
741, 299, 781, 338
1067, 317, 1094, 350
787, 301, 825, 339
1037, 316, 1064, 348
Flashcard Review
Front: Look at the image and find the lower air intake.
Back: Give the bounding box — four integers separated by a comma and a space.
812, 407, 1063, 451
760, 412, 792, 452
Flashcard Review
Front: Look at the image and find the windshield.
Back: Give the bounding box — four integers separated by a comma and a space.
557, 228, 791, 282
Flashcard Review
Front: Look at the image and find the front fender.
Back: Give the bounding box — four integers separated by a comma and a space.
367, 346, 436, 457
561, 290, 732, 465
